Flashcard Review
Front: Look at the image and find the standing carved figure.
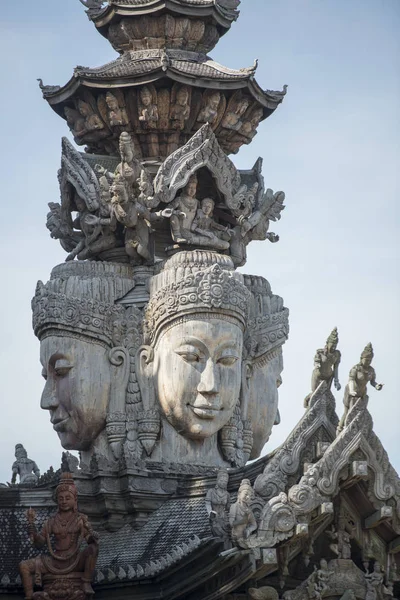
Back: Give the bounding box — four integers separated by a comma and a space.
308, 559, 332, 600
304, 328, 341, 408
19, 473, 98, 600
365, 562, 384, 600
197, 91, 222, 125
138, 86, 159, 128
11, 444, 40, 485
326, 525, 352, 560
170, 86, 191, 130
205, 471, 230, 540
222, 96, 250, 131
229, 479, 257, 545
169, 174, 200, 243
337, 343, 383, 434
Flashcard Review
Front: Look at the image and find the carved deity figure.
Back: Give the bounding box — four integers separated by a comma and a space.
138, 86, 158, 128
326, 525, 353, 560
229, 479, 257, 545
169, 174, 200, 243
64, 106, 86, 140
19, 473, 98, 600
77, 100, 105, 134
105, 91, 128, 127
222, 97, 250, 131
191, 198, 231, 250
337, 343, 383, 434
205, 470, 230, 540
197, 91, 222, 125
308, 559, 332, 600
365, 562, 384, 600
169, 177, 230, 250
11, 444, 40, 485
239, 107, 264, 139
170, 86, 191, 130
138, 251, 250, 466
304, 328, 341, 408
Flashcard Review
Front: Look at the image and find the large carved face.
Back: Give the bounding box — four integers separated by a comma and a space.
246, 351, 283, 460
40, 335, 112, 451
152, 318, 243, 439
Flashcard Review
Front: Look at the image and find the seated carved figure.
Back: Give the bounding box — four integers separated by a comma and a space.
19, 473, 98, 600
11, 444, 40, 485
229, 479, 257, 545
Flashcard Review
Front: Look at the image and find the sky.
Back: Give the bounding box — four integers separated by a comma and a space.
0, 0, 399, 482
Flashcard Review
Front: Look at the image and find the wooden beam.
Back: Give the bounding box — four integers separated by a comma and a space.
364, 506, 393, 529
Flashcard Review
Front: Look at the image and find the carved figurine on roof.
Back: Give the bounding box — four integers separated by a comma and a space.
19, 472, 98, 600
11, 444, 40, 486
304, 327, 341, 409
337, 343, 384, 434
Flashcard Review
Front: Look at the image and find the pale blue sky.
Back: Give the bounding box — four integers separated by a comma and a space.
0, 0, 399, 482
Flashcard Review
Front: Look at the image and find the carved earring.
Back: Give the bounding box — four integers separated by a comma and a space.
135, 346, 160, 457
106, 346, 130, 460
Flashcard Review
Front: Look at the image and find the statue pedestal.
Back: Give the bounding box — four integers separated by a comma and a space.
33, 573, 87, 600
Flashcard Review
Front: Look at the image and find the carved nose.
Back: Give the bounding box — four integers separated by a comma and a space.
197, 359, 219, 396
40, 381, 59, 411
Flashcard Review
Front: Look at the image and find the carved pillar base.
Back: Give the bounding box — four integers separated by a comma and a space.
33, 573, 89, 600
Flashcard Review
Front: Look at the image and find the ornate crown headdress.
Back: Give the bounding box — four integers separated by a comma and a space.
243, 275, 289, 360
326, 327, 339, 347
32, 261, 136, 345
361, 343, 374, 360
144, 251, 250, 344
56, 472, 77, 499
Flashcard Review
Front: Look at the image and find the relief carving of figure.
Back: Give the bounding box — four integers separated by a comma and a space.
205, 470, 230, 540
337, 343, 383, 434
138, 86, 159, 128
197, 91, 222, 125
326, 524, 353, 560
169, 176, 230, 250
229, 479, 257, 546
11, 444, 40, 485
307, 559, 332, 600
170, 86, 191, 130
239, 107, 264, 139
365, 562, 384, 600
105, 91, 128, 127
77, 100, 105, 134
304, 328, 341, 408
19, 473, 98, 600
137, 251, 250, 466
222, 95, 250, 131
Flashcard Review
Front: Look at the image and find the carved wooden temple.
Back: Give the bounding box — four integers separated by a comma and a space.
0, 2, 399, 600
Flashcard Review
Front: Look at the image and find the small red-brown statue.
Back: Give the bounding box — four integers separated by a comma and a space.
19, 473, 99, 600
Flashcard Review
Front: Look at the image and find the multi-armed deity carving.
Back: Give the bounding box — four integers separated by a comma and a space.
337, 343, 384, 434
19, 473, 98, 600
48, 125, 286, 268
304, 327, 341, 408
11, 444, 40, 485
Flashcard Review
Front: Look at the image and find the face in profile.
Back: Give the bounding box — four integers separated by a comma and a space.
40, 335, 112, 451
246, 351, 283, 459
152, 318, 243, 439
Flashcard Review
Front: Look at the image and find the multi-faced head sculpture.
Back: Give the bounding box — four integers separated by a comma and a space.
242, 275, 289, 459
138, 251, 250, 441
32, 261, 141, 460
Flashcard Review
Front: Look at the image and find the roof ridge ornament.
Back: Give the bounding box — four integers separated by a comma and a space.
78, 0, 107, 18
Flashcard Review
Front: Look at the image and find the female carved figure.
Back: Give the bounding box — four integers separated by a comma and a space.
304, 327, 341, 408
205, 470, 230, 539
222, 96, 250, 131
229, 479, 257, 545
197, 91, 222, 125
77, 100, 105, 133
105, 91, 128, 127
191, 198, 231, 250
170, 86, 191, 129
337, 343, 383, 433
138, 86, 159, 128
19, 473, 98, 600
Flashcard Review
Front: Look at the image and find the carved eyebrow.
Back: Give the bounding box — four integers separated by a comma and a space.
54, 359, 73, 370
